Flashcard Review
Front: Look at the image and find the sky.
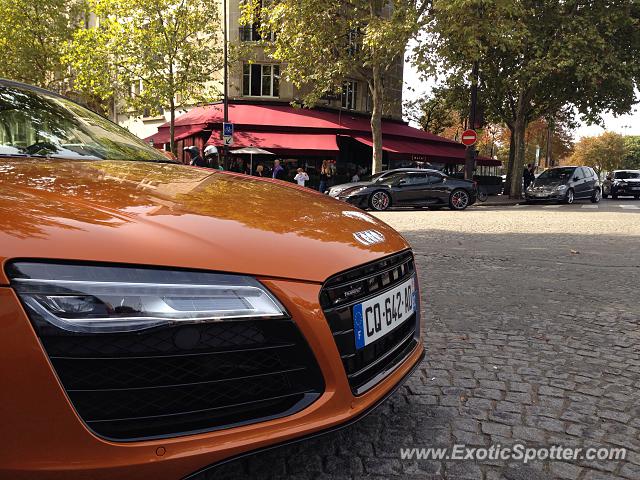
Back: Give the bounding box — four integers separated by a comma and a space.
402, 60, 640, 140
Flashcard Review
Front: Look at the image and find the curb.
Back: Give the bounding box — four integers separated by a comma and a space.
474, 197, 522, 207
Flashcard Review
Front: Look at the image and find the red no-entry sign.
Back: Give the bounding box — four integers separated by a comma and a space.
461, 129, 478, 146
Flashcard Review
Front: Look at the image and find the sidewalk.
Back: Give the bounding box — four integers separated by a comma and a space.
475, 194, 522, 207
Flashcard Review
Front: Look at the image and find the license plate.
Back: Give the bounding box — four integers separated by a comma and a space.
353, 276, 417, 349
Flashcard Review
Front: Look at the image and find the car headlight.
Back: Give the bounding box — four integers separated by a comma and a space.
8, 263, 286, 333
555, 185, 568, 192
616, 181, 627, 187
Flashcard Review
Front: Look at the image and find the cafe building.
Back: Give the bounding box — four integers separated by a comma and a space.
145, 100, 501, 188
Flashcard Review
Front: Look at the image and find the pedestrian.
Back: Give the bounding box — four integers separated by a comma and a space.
184, 146, 206, 167
272, 159, 285, 180
523, 163, 535, 191
351, 170, 360, 183
203, 145, 223, 170
255, 164, 265, 177
294, 167, 309, 187
244, 163, 252, 176
319, 160, 332, 193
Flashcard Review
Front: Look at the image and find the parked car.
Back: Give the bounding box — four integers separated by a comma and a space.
326, 167, 427, 196
525, 166, 601, 204
328, 169, 477, 211
0, 80, 424, 480
602, 170, 640, 199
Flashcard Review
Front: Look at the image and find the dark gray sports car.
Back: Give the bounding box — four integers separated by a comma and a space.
328, 169, 477, 211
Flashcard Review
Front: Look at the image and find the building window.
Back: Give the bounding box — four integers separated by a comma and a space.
342, 80, 358, 110
365, 87, 373, 112
347, 29, 360, 55
243, 63, 280, 97
239, 0, 274, 42
239, 25, 274, 42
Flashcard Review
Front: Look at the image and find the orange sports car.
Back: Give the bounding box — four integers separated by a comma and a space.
0, 80, 424, 480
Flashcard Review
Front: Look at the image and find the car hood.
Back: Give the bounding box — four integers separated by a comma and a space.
329, 181, 373, 192
532, 178, 565, 188
0, 159, 409, 284
614, 178, 640, 183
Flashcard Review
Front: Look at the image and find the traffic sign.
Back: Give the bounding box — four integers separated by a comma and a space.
223, 122, 234, 137
461, 129, 478, 146
223, 135, 234, 146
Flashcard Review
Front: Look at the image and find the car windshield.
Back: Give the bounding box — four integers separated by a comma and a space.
375, 173, 408, 184
537, 167, 576, 180
0, 84, 171, 162
614, 171, 640, 179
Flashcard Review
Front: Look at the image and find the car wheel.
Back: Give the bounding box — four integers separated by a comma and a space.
563, 188, 575, 204
449, 189, 470, 210
591, 188, 601, 203
369, 190, 391, 211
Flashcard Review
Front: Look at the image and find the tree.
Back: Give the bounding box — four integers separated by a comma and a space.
622, 136, 640, 170
404, 84, 470, 136
0, 0, 85, 92
568, 132, 626, 175
68, 0, 223, 153
420, 0, 640, 198
241, 0, 429, 174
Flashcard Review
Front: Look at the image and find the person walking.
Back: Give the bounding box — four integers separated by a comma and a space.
203, 145, 223, 170
294, 167, 309, 187
272, 159, 285, 180
523, 163, 535, 191
184, 146, 206, 167
318, 160, 332, 193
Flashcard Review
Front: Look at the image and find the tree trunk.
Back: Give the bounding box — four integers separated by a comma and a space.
169, 96, 176, 158
509, 114, 527, 199
503, 127, 515, 196
370, 66, 384, 174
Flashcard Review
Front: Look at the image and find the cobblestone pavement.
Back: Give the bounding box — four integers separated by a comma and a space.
201, 208, 640, 480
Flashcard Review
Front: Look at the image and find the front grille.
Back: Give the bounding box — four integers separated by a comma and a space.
320, 251, 420, 395
36, 320, 324, 441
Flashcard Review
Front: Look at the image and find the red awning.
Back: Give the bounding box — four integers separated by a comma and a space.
146, 103, 459, 144
349, 135, 501, 166
144, 124, 207, 145
207, 130, 339, 155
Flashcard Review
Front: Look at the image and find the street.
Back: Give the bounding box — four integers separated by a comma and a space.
204, 203, 640, 480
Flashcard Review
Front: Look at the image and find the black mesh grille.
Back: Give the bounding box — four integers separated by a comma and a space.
36, 320, 324, 440
320, 251, 419, 395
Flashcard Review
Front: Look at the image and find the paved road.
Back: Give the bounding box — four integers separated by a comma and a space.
480, 198, 640, 212
202, 206, 640, 480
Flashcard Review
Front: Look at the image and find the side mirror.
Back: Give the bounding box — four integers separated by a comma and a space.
573, 176, 579, 181
398, 179, 408, 185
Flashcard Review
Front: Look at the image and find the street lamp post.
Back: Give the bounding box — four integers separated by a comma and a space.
222, 0, 229, 168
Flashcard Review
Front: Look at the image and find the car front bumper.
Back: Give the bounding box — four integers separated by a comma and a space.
610, 186, 640, 196
0, 269, 424, 480
333, 193, 370, 209
525, 192, 564, 202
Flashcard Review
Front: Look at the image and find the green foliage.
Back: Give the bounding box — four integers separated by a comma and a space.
419, 0, 640, 197
622, 136, 640, 169
0, 0, 86, 91
67, 0, 223, 150
569, 132, 627, 174
241, 0, 428, 173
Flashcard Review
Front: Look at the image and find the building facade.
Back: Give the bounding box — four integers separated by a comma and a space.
119, 0, 404, 140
